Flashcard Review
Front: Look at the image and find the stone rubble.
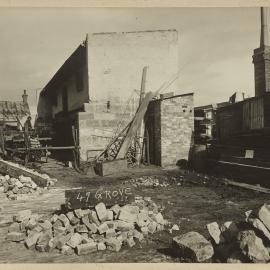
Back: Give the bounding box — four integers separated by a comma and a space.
6, 197, 168, 255
0, 173, 57, 200
126, 175, 184, 188
202, 203, 270, 263
171, 203, 270, 263
1, 160, 58, 182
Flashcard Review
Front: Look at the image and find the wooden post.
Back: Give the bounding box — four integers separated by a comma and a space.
23, 129, 30, 165
145, 128, 150, 165
117, 91, 154, 159
136, 66, 148, 165
72, 125, 81, 172
0, 129, 5, 156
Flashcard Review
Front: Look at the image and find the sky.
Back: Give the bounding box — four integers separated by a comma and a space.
0, 7, 264, 113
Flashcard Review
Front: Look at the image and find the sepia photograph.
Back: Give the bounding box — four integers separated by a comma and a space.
0, 1, 270, 265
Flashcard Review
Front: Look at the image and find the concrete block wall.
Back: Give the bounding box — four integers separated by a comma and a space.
78, 97, 137, 161
160, 93, 194, 167
87, 30, 179, 101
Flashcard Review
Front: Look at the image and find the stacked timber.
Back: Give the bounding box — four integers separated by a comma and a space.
6, 198, 168, 255
29, 137, 41, 149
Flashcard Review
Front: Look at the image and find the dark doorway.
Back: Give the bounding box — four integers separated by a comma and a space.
145, 116, 157, 165
144, 102, 161, 166
62, 87, 68, 113
52, 114, 77, 162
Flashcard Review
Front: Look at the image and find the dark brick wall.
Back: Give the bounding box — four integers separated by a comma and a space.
253, 46, 270, 97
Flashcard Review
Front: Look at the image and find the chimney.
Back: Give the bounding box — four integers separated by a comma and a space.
22, 89, 28, 105
253, 7, 270, 97
260, 7, 269, 47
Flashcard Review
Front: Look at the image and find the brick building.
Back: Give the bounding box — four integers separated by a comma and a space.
145, 93, 194, 167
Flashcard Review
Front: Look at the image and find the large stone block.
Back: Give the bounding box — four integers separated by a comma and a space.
256, 204, 270, 231
88, 211, 101, 226
95, 202, 108, 222
98, 223, 109, 234
67, 233, 83, 248
172, 231, 214, 262
8, 222, 21, 233
116, 220, 135, 232
7, 232, 25, 242
206, 222, 225, 245
14, 210, 32, 222
66, 211, 80, 225
238, 230, 270, 263
118, 205, 139, 223
247, 216, 270, 241
105, 238, 122, 252
76, 242, 97, 255
25, 232, 42, 249
95, 159, 127, 176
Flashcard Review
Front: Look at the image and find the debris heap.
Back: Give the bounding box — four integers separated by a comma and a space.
0, 174, 57, 200
172, 203, 270, 263
6, 198, 168, 255
127, 175, 184, 188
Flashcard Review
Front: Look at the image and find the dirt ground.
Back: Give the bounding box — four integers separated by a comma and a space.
0, 160, 269, 263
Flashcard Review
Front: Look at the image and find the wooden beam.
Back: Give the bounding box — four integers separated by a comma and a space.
217, 160, 270, 170
117, 91, 155, 159
223, 179, 270, 194
6, 146, 78, 151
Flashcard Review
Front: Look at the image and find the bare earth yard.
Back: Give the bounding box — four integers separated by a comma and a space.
0, 162, 268, 263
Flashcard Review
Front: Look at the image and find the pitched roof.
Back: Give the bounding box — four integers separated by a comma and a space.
0, 101, 30, 121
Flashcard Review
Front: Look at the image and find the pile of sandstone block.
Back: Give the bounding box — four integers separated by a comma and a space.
172, 203, 270, 263
6, 197, 168, 255
0, 173, 56, 200
127, 175, 183, 188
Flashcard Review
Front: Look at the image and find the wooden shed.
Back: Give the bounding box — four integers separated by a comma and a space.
216, 93, 270, 142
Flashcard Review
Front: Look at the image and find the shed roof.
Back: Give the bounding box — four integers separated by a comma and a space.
0, 101, 30, 121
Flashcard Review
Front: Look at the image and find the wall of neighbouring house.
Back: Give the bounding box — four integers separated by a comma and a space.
51, 67, 89, 117
87, 30, 179, 101
37, 43, 89, 120
145, 93, 194, 167
77, 30, 179, 161
36, 95, 53, 119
